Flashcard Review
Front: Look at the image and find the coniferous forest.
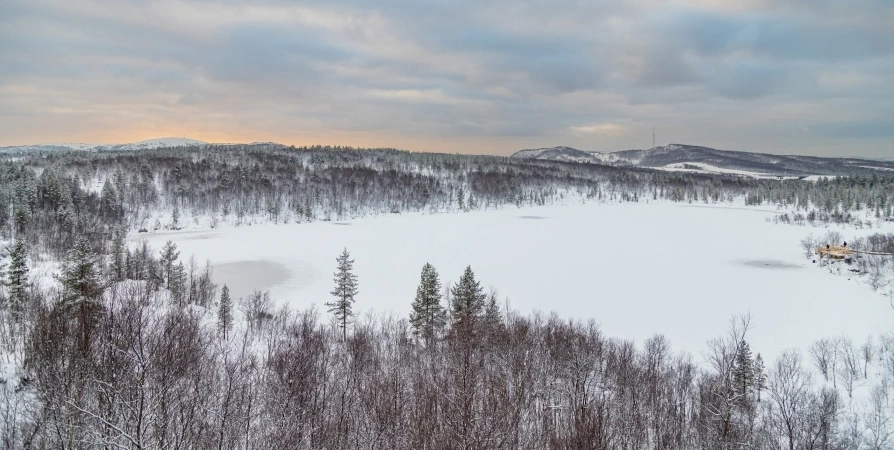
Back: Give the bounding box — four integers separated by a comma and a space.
0, 145, 893, 449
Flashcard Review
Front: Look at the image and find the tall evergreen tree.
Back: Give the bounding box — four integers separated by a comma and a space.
59, 238, 105, 349
6, 240, 29, 320
327, 248, 358, 341
733, 338, 755, 399
100, 180, 120, 220
159, 240, 179, 288
218, 284, 233, 340
59, 238, 104, 306
481, 291, 503, 335
169, 262, 187, 307
409, 263, 445, 345
450, 266, 486, 333
108, 232, 126, 282
753, 353, 766, 402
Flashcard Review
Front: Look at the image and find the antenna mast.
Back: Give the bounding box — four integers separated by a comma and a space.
652, 127, 655, 148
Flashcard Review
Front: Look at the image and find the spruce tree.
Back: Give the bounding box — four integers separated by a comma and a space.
171, 206, 181, 230
218, 284, 233, 340
733, 339, 755, 399
159, 240, 179, 288
482, 291, 503, 335
169, 262, 186, 307
59, 238, 104, 349
753, 353, 766, 402
450, 266, 486, 333
100, 180, 120, 220
409, 263, 445, 345
327, 248, 358, 341
108, 232, 126, 282
6, 240, 29, 320
60, 238, 104, 306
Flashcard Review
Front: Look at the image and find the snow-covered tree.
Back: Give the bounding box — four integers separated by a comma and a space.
108, 232, 126, 282
450, 266, 485, 333
734, 338, 755, 399
753, 353, 766, 402
409, 262, 445, 345
58, 238, 105, 349
59, 238, 104, 306
327, 248, 358, 341
100, 179, 121, 220
218, 284, 233, 340
481, 290, 503, 335
159, 240, 179, 288
169, 262, 186, 307
6, 240, 28, 320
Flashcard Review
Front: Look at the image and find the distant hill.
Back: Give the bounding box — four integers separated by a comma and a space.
0, 137, 209, 153
510, 144, 894, 177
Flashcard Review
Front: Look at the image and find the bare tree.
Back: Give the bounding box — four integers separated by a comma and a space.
863, 384, 894, 450
768, 351, 812, 450
837, 338, 861, 399
862, 337, 875, 379
810, 338, 835, 381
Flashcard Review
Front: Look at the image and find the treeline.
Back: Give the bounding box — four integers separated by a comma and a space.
2, 145, 893, 258
1, 241, 892, 449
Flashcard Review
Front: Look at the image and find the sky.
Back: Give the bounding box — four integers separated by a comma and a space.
1, 0, 893, 157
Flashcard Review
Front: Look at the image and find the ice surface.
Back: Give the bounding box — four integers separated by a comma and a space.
134, 202, 894, 363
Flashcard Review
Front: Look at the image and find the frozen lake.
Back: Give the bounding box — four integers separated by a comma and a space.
135, 202, 893, 361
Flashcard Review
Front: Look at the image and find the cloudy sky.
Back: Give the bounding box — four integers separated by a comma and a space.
1, 0, 892, 156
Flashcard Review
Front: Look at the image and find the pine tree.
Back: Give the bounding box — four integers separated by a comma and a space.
409, 263, 445, 345
108, 232, 126, 282
171, 205, 181, 230
218, 284, 233, 340
450, 266, 486, 334
482, 291, 503, 335
159, 240, 179, 288
753, 353, 766, 402
169, 262, 186, 307
304, 196, 313, 221
733, 338, 755, 399
6, 240, 28, 320
60, 238, 104, 306
59, 238, 104, 349
100, 180, 120, 220
327, 248, 358, 341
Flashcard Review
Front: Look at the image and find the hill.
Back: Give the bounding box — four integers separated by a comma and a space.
511, 144, 894, 177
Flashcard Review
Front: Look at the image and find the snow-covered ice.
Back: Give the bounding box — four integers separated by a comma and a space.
134, 202, 893, 362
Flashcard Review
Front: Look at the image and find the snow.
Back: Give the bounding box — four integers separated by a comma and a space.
657, 162, 780, 178
132, 201, 894, 363
654, 162, 840, 181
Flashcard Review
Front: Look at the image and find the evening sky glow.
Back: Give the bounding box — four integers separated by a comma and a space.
1, 0, 892, 156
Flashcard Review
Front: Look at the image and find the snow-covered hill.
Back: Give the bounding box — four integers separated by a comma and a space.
0, 137, 209, 152
511, 144, 894, 177
511, 146, 602, 163
114, 137, 207, 150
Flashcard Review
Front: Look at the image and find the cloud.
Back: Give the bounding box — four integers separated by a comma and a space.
569, 123, 626, 137
0, 0, 892, 157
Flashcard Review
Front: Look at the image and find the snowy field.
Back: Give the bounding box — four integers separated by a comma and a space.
133, 202, 893, 362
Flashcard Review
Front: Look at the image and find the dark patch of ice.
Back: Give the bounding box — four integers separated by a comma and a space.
741, 259, 802, 269
184, 233, 218, 240
212, 260, 292, 300
518, 215, 547, 220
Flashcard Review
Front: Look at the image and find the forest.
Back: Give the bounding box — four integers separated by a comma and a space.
0, 144, 892, 258
0, 144, 892, 449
